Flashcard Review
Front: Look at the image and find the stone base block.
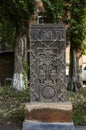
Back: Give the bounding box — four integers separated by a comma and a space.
24, 102, 73, 122
22, 121, 74, 130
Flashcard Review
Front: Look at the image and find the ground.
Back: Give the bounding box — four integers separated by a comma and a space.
0, 86, 29, 130
0, 118, 22, 130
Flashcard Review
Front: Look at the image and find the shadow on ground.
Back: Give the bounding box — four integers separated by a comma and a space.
0, 118, 23, 130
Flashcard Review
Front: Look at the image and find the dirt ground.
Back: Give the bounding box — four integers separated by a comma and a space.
0, 118, 23, 130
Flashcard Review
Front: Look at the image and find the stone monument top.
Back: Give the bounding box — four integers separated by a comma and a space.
30, 24, 67, 102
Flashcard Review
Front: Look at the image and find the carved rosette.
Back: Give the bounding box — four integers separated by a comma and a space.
30, 24, 67, 102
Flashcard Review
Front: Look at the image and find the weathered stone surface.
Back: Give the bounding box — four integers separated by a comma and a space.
30, 24, 67, 102
24, 102, 72, 122
22, 121, 74, 130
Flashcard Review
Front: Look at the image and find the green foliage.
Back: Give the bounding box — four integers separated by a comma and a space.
64, 0, 86, 49
82, 42, 86, 55
0, 19, 15, 48
0, 0, 35, 29
0, 86, 30, 120
42, 0, 65, 23
42, 0, 86, 51
68, 88, 86, 125
0, 0, 35, 48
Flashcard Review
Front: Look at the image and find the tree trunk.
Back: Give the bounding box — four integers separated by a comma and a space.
12, 30, 28, 91
75, 50, 83, 91
67, 43, 83, 92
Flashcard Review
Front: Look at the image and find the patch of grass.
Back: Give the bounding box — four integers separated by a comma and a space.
67, 88, 86, 125
0, 86, 30, 123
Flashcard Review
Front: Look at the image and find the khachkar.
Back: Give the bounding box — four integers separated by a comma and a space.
22, 24, 74, 130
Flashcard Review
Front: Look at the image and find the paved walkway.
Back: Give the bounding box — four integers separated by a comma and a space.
75, 126, 86, 130
0, 125, 86, 130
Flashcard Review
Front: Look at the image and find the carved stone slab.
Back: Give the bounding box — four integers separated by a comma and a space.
30, 24, 67, 102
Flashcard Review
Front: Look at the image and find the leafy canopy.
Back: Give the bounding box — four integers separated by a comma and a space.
42, 0, 65, 23
64, 0, 86, 49
42, 0, 86, 51
0, 0, 35, 29
0, 20, 15, 47
0, 0, 35, 47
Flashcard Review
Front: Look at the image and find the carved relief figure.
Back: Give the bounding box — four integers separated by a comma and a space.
38, 49, 57, 91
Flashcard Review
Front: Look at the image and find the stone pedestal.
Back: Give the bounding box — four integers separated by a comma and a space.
22, 102, 74, 130
23, 121, 74, 130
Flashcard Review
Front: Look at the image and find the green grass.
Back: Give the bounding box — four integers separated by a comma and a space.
0, 86, 86, 125
67, 88, 86, 125
0, 86, 30, 123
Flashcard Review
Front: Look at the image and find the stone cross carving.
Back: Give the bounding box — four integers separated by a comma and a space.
30, 24, 67, 102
